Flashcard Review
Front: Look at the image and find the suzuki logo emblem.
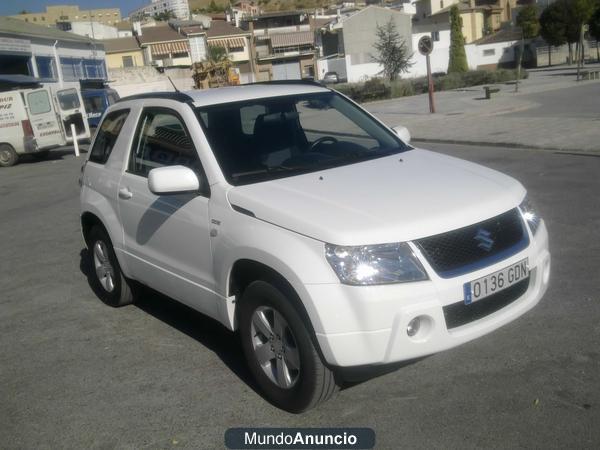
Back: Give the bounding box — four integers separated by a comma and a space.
474, 228, 494, 252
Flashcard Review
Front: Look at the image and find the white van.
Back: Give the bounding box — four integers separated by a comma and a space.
0, 87, 66, 167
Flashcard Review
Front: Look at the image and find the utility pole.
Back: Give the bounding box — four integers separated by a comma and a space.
515, 28, 524, 93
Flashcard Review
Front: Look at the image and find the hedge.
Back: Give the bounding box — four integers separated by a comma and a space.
334, 69, 528, 103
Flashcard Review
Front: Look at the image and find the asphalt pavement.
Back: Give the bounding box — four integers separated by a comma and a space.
1, 144, 599, 449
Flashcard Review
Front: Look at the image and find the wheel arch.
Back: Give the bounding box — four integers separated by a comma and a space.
227, 258, 328, 363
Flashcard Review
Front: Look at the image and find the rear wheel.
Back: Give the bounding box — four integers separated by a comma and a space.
88, 226, 134, 307
0, 144, 18, 167
239, 280, 339, 413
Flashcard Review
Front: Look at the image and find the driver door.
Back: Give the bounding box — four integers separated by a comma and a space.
118, 107, 218, 318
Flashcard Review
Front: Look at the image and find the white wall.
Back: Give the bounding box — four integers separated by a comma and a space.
475, 40, 518, 67
69, 22, 118, 40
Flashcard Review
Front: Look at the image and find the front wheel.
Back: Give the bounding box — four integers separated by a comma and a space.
0, 144, 18, 167
239, 281, 339, 413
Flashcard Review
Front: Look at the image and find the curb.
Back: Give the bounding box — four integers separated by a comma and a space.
411, 138, 600, 155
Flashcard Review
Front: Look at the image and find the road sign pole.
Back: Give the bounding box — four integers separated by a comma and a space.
426, 53, 436, 114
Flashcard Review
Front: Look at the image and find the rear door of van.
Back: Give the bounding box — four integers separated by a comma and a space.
55, 88, 91, 141
24, 88, 66, 149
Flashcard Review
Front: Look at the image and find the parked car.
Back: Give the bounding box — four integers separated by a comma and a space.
82, 87, 119, 131
321, 71, 340, 84
0, 85, 66, 167
79, 82, 551, 412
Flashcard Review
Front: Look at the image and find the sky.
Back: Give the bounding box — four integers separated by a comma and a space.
0, 0, 152, 17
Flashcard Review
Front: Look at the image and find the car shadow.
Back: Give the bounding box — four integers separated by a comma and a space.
18, 147, 88, 165
79, 248, 260, 395
79, 248, 423, 404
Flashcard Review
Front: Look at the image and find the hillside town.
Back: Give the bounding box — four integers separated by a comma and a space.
2, 0, 599, 98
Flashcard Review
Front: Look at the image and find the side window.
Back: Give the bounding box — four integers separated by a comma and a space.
89, 109, 130, 164
27, 90, 52, 115
129, 109, 208, 193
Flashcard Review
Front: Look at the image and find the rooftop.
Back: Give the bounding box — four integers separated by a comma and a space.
206, 21, 248, 38
473, 28, 524, 45
137, 25, 187, 44
0, 16, 100, 44
102, 37, 140, 53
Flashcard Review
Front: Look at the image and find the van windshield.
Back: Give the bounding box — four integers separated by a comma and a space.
57, 89, 81, 110
195, 92, 410, 186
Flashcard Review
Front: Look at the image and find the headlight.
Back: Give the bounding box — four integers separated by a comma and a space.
519, 196, 541, 234
325, 242, 428, 285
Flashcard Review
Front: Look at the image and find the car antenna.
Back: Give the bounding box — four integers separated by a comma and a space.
167, 76, 179, 92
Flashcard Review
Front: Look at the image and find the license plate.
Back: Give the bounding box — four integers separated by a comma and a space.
463, 259, 529, 305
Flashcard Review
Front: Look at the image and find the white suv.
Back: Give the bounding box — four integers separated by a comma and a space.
80, 82, 550, 412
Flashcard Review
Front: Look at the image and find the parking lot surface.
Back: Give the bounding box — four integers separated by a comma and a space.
1, 144, 599, 449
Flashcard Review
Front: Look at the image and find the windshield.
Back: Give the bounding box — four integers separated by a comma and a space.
57, 88, 81, 110
195, 92, 410, 185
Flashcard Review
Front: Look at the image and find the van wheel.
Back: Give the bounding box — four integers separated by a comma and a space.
239, 280, 339, 413
0, 144, 18, 167
88, 226, 134, 307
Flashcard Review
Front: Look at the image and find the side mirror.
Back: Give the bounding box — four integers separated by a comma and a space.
148, 165, 200, 195
393, 125, 411, 144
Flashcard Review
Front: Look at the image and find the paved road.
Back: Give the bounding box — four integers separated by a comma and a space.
1, 145, 599, 449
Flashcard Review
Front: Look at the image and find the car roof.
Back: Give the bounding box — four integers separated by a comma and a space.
117, 82, 331, 108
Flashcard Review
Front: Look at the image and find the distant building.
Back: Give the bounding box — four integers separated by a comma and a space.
130, 0, 191, 21
115, 21, 134, 38
103, 37, 145, 69
136, 25, 191, 67
10, 5, 121, 26
316, 6, 412, 82
413, 0, 521, 44
240, 11, 316, 81
0, 16, 106, 84
60, 21, 119, 40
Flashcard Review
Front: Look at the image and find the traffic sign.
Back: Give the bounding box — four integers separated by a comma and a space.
418, 36, 434, 56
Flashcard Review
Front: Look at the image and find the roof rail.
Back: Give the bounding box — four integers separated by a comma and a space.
245, 79, 328, 88
117, 91, 194, 103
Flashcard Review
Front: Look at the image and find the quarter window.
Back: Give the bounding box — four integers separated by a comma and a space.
89, 109, 130, 164
129, 109, 207, 191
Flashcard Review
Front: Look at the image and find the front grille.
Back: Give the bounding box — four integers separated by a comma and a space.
443, 276, 530, 329
415, 208, 528, 278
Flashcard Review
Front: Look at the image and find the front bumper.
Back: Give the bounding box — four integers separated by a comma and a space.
307, 221, 550, 367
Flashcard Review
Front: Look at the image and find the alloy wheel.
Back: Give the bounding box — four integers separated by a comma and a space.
93, 240, 115, 293
250, 306, 301, 389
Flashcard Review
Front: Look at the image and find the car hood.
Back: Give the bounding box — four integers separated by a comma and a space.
226, 149, 526, 246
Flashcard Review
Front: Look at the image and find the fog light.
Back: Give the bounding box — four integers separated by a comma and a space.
407, 317, 421, 337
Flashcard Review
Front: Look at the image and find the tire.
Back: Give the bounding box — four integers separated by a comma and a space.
0, 144, 18, 167
239, 280, 339, 413
88, 225, 134, 307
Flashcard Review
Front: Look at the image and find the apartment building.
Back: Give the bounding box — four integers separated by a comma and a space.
10, 5, 121, 26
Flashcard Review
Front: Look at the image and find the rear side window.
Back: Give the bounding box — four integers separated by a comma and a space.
27, 90, 51, 115
129, 109, 201, 177
89, 109, 130, 164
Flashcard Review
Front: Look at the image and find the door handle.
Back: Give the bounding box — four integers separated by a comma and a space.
118, 188, 133, 200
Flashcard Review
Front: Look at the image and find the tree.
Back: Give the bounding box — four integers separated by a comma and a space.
590, 5, 600, 61
516, 5, 540, 39
208, 45, 228, 63
448, 5, 468, 73
371, 18, 413, 81
153, 10, 176, 21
